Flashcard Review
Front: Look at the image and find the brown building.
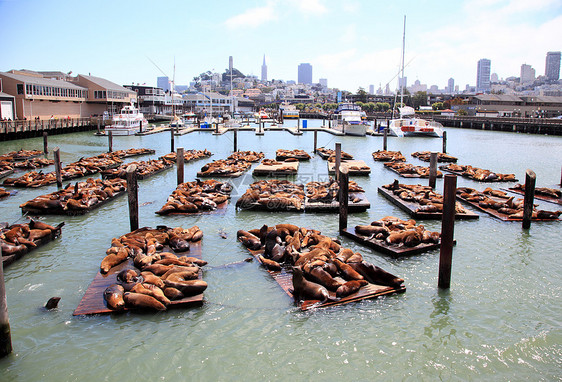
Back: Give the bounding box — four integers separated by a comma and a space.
0, 70, 136, 120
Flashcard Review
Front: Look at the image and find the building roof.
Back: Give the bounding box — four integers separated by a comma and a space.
77, 74, 135, 93
0, 91, 15, 99
520, 95, 562, 103
474, 94, 523, 102
0, 71, 87, 90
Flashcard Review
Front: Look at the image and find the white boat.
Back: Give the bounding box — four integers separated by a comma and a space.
254, 109, 270, 122
388, 106, 444, 137
106, 104, 148, 136
331, 103, 368, 136
181, 112, 198, 126
387, 16, 444, 138
279, 103, 300, 119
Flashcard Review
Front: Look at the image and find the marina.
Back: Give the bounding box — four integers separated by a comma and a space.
0, 124, 561, 380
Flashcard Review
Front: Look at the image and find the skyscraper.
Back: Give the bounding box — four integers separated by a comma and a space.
476, 58, 491, 92
319, 78, 328, 88
157, 76, 170, 92
261, 55, 267, 82
520, 64, 535, 84
545, 51, 561, 81
298, 63, 312, 85
448, 78, 454, 94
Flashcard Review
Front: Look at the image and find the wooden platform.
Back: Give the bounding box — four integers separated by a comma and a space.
455, 194, 560, 222
503, 187, 562, 206
243, 246, 405, 311
316, 148, 353, 160
252, 161, 299, 176
328, 160, 371, 176
341, 227, 443, 257
384, 165, 441, 179
102, 162, 173, 180
439, 166, 518, 183
196, 171, 245, 178
21, 190, 127, 216
378, 187, 479, 220
73, 241, 204, 316
159, 201, 229, 216
275, 150, 310, 161
2, 223, 63, 267
305, 192, 370, 212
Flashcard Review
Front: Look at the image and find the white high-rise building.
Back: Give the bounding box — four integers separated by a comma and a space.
476, 58, 491, 92
157, 76, 170, 92
520, 64, 536, 84
261, 55, 267, 82
545, 51, 561, 81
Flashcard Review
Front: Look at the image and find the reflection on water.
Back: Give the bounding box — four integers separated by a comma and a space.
0, 125, 561, 381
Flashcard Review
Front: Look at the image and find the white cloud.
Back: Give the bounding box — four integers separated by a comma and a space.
224, 3, 277, 29
290, 0, 328, 15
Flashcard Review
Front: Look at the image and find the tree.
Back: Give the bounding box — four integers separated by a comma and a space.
457, 109, 468, 116
443, 100, 451, 109
356, 87, 368, 103
432, 102, 444, 111
412, 91, 428, 109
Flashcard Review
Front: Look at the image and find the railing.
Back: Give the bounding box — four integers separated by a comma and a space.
0, 118, 92, 134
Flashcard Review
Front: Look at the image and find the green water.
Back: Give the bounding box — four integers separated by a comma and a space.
1, 123, 561, 381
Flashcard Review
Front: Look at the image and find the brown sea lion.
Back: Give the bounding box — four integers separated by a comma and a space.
333, 258, 364, 281
291, 266, 334, 303
123, 292, 166, 311
336, 280, 368, 298
116, 269, 140, 284
160, 265, 199, 280
130, 283, 170, 306
165, 270, 199, 282
177, 256, 208, 267
100, 247, 130, 274
258, 254, 281, 271
348, 262, 404, 288
141, 263, 174, 276
162, 279, 208, 296
304, 266, 343, 292
141, 272, 165, 289
104, 284, 125, 311
0, 241, 27, 257
163, 287, 184, 300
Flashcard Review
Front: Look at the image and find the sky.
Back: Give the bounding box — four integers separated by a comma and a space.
1, 0, 561, 93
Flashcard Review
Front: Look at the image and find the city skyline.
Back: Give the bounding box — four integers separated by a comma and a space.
1, 0, 561, 92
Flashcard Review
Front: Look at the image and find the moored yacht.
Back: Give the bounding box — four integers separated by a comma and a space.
331, 103, 368, 136
105, 103, 148, 135
388, 106, 444, 138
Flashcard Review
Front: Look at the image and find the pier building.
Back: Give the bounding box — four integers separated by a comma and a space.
0, 70, 136, 120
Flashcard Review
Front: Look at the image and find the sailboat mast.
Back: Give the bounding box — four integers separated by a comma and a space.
400, 15, 406, 107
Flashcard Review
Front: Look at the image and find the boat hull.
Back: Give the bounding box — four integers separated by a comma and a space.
104, 127, 140, 136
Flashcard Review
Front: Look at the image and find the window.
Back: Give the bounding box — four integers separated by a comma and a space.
17, 84, 24, 95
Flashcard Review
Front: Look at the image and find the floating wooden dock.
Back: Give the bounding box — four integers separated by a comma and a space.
21, 190, 127, 216
383, 164, 441, 178
73, 241, 204, 316
378, 187, 479, 220
159, 201, 229, 216
328, 160, 371, 176
305, 192, 370, 213
242, 246, 405, 311
1, 222, 63, 267
503, 187, 562, 206
439, 165, 518, 183
102, 161, 173, 180
341, 227, 443, 257
252, 161, 299, 176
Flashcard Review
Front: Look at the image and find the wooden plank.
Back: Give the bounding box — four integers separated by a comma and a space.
252, 161, 298, 176
242, 245, 405, 312
21, 190, 127, 216
328, 160, 371, 176
305, 192, 370, 213
341, 227, 442, 257
378, 187, 479, 220
503, 187, 562, 206
2, 223, 63, 267
73, 241, 204, 316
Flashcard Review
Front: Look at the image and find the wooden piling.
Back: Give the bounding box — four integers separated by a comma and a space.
438, 174, 457, 289
139, 121, 143, 134
339, 165, 349, 234
383, 127, 388, 150
429, 151, 438, 189
233, 129, 238, 152
108, 131, 113, 153
442, 131, 447, 153
177, 147, 184, 185
97, 120, 101, 134
43, 131, 48, 154
313, 130, 318, 153
522, 169, 536, 230
170, 127, 175, 153
126, 164, 139, 232
335, 143, 342, 182
53, 147, 62, 188
0, 247, 13, 358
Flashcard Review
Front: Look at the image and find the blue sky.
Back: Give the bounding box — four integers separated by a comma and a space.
1, 0, 561, 92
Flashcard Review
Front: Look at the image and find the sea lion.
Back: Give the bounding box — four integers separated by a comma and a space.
116, 269, 140, 284
304, 266, 343, 292
257, 254, 281, 271
141, 263, 174, 276
291, 266, 335, 303
100, 247, 130, 274
160, 265, 199, 280
333, 258, 364, 281
162, 279, 208, 296
104, 284, 125, 311
130, 283, 170, 306
336, 280, 368, 298
165, 270, 199, 282
0, 241, 27, 257
123, 292, 166, 311
177, 256, 208, 267
45, 297, 61, 310
163, 287, 184, 300
169, 235, 190, 252
348, 261, 404, 288
141, 272, 165, 289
